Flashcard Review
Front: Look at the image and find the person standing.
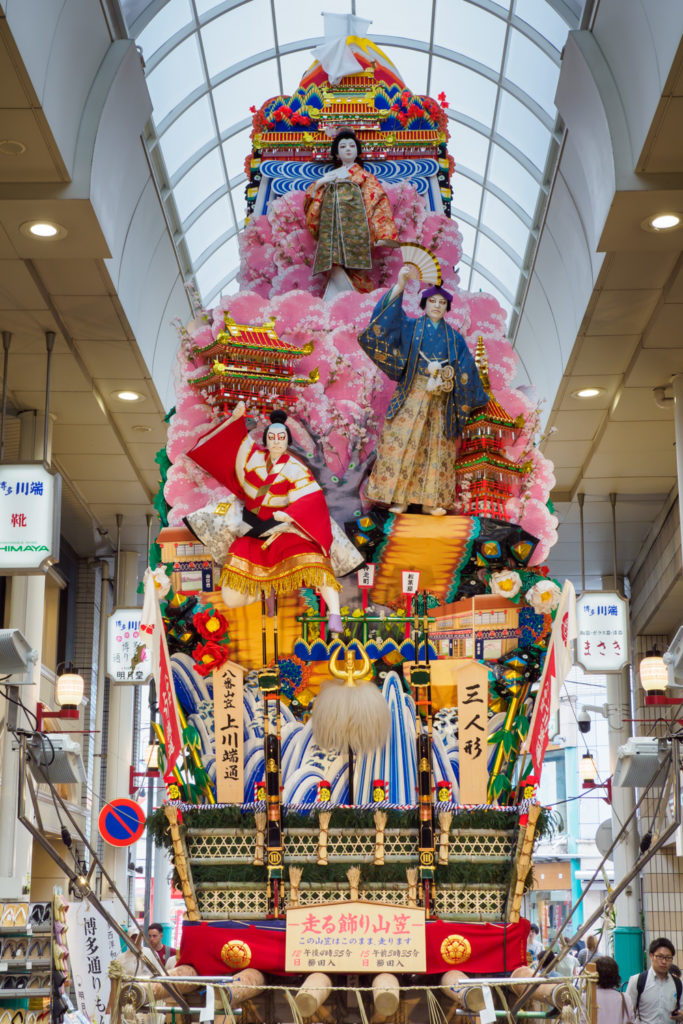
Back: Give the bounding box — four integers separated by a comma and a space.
625, 937, 683, 1023
528, 923, 543, 961
147, 923, 177, 968
594, 956, 634, 1023
578, 934, 600, 969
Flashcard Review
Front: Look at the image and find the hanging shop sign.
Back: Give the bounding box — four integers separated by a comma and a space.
106, 608, 152, 684
576, 591, 629, 673
286, 900, 426, 973
213, 660, 245, 804
0, 463, 61, 574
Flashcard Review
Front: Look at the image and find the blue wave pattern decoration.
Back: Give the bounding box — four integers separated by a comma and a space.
260, 159, 439, 201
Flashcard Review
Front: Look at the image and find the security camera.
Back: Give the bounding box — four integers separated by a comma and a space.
577, 708, 591, 734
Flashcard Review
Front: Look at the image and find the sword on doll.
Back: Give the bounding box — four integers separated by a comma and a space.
259, 590, 284, 917
412, 591, 436, 915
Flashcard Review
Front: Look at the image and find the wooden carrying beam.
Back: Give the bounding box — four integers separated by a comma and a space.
164, 804, 201, 921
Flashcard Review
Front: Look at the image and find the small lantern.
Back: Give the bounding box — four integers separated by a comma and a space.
579, 753, 598, 783
55, 667, 84, 710
640, 654, 668, 696
255, 780, 266, 802
317, 780, 331, 802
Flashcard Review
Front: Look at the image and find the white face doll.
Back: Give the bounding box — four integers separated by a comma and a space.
265, 424, 288, 459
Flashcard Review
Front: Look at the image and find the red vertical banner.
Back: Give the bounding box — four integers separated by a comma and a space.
141, 568, 184, 779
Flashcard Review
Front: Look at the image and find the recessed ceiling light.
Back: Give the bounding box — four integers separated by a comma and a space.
131, 424, 152, 433
20, 219, 68, 240
572, 387, 604, 399
642, 213, 681, 233
114, 390, 144, 402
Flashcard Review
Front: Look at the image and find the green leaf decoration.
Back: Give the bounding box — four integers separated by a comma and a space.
488, 729, 505, 745
502, 730, 517, 756
514, 715, 530, 739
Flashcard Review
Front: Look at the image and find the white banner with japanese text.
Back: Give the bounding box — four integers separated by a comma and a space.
66, 899, 119, 1024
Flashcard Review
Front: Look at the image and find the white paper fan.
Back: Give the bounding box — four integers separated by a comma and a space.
400, 243, 442, 285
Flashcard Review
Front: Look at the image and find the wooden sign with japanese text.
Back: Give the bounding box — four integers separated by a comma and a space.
286, 901, 426, 973
213, 659, 245, 803
454, 661, 490, 804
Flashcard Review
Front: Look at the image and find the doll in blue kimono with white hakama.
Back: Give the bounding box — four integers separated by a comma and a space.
358, 266, 488, 514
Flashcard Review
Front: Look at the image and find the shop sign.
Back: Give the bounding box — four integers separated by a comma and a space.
576, 591, 629, 672
66, 898, 119, 1024
286, 900, 426, 973
0, 463, 61, 573
106, 608, 152, 683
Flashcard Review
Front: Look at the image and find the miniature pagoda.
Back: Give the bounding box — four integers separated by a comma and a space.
188, 312, 318, 416
454, 337, 527, 519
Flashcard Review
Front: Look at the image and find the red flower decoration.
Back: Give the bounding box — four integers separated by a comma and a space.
280, 105, 292, 117
249, 105, 257, 114
438, 91, 447, 102
441, 100, 449, 109
192, 639, 229, 677
193, 607, 229, 641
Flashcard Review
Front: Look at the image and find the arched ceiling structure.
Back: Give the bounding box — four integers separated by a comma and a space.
119, 0, 587, 334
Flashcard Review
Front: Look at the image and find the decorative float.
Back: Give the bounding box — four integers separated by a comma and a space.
143, 21, 574, 1022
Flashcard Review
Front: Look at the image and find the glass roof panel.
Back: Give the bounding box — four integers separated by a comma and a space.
158, 95, 215, 177
488, 144, 541, 215
481, 191, 530, 255
195, 236, 240, 297
431, 56, 498, 127
136, 0, 193, 62
474, 235, 521, 296
184, 195, 233, 263
147, 35, 205, 125
173, 148, 224, 223
433, 0, 507, 72
126, 0, 580, 322
514, 0, 569, 49
470, 270, 512, 317
356, 0, 432, 40
274, 0, 351, 47
505, 28, 560, 117
496, 89, 551, 171
213, 62, 280, 134
449, 122, 490, 178
201, 0, 275, 76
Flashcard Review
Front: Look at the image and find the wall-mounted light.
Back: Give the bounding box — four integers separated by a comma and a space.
36, 665, 85, 731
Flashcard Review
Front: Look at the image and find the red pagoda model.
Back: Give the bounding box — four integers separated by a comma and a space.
188, 312, 318, 416
454, 338, 527, 519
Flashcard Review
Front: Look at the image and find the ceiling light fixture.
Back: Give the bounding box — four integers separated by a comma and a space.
649, 213, 680, 231
572, 387, 604, 399
114, 390, 144, 402
131, 424, 152, 433
641, 213, 681, 233
20, 220, 68, 240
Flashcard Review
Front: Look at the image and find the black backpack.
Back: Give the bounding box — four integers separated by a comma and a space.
635, 970, 682, 1019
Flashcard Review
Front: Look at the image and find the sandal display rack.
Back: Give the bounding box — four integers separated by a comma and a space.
0, 902, 53, 1024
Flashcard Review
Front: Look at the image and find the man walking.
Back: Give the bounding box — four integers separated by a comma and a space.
626, 937, 683, 1022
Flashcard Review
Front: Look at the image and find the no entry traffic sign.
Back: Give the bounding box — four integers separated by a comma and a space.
98, 798, 146, 847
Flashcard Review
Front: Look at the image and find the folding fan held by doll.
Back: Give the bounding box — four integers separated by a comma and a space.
400, 243, 442, 285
